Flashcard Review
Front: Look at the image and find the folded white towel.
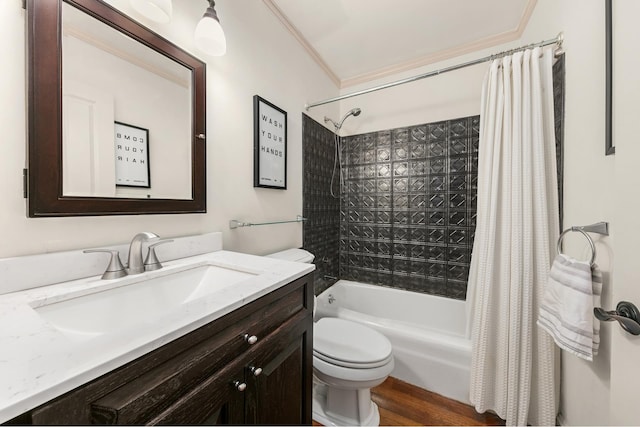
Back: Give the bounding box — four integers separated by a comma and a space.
537, 254, 602, 361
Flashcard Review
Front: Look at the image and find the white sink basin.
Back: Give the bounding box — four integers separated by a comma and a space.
33, 264, 256, 340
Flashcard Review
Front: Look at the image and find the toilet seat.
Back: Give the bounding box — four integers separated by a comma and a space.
314, 318, 393, 369
313, 353, 394, 385
314, 350, 393, 369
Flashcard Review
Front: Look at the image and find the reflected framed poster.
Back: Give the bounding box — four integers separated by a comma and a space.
253, 95, 287, 189
114, 121, 150, 188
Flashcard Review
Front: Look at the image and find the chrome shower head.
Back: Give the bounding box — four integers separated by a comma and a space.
338, 108, 361, 128
325, 108, 362, 131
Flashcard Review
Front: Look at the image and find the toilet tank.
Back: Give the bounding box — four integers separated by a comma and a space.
266, 248, 314, 263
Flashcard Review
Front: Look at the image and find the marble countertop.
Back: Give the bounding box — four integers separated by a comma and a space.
0, 250, 314, 423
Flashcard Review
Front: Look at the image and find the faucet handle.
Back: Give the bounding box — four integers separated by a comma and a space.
144, 240, 174, 271
83, 249, 127, 280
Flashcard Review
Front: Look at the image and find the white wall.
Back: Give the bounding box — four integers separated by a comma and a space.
0, 0, 338, 259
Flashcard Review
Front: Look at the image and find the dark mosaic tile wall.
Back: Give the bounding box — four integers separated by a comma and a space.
302, 114, 340, 295
338, 116, 480, 300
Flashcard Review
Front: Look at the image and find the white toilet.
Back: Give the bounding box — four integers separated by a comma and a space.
267, 249, 394, 426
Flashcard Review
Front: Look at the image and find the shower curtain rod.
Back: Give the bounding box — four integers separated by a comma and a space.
305, 32, 564, 111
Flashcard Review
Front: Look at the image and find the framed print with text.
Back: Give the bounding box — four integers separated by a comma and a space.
254, 95, 287, 189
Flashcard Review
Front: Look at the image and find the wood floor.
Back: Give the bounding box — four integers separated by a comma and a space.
313, 376, 505, 426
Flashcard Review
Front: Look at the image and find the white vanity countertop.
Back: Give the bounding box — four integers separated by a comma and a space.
0, 250, 314, 423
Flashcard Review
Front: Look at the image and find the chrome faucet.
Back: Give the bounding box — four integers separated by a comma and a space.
127, 232, 159, 275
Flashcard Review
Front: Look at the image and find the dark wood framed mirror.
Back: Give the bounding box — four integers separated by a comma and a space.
27, 0, 206, 217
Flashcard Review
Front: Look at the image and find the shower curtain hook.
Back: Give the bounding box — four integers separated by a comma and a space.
553, 32, 565, 57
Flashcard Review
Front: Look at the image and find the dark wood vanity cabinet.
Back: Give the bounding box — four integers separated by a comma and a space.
7, 273, 313, 425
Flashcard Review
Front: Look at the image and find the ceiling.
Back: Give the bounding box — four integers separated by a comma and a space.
265, 0, 536, 88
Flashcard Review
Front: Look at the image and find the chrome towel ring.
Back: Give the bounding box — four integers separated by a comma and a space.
557, 228, 596, 265
556, 222, 609, 265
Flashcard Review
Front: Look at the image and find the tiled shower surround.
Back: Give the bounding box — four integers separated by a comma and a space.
302, 117, 341, 295
303, 56, 564, 299
337, 117, 479, 299
302, 114, 479, 299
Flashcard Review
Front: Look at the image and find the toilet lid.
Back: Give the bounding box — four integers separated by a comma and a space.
266, 248, 314, 263
314, 318, 392, 367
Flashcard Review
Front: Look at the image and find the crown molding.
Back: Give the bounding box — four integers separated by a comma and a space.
265, 0, 537, 89
517, 0, 538, 35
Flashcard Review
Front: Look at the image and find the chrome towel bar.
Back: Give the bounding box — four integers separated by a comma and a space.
229, 215, 306, 229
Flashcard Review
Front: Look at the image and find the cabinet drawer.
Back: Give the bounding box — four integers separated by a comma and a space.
242, 281, 306, 345
146, 358, 247, 425
89, 327, 245, 424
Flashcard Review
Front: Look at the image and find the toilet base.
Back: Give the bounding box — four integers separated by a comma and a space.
312, 383, 380, 426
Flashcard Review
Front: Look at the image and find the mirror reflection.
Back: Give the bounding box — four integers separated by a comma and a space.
62, 2, 192, 199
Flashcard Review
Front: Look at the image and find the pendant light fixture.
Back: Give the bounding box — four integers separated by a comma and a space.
194, 0, 227, 56
129, 0, 173, 23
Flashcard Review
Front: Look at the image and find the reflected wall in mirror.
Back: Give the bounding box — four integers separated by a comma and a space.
27, 0, 206, 216
62, 2, 192, 199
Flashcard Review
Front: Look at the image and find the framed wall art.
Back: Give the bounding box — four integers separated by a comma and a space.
114, 121, 150, 188
254, 95, 287, 189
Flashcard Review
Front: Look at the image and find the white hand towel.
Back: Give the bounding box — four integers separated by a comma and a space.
537, 254, 602, 361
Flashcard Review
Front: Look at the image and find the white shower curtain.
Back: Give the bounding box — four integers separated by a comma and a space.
467, 47, 560, 426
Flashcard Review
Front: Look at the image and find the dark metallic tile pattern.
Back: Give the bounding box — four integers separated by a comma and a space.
302, 114, 340, 295
339, 115, 479, 300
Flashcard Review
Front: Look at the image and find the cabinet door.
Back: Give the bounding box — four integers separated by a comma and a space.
147, 365, 246, 425
245, 313, 313, 425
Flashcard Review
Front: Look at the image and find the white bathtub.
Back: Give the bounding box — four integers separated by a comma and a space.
315, 280, 471, 404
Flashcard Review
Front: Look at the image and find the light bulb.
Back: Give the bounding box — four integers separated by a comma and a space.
194, 3, 227, 56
